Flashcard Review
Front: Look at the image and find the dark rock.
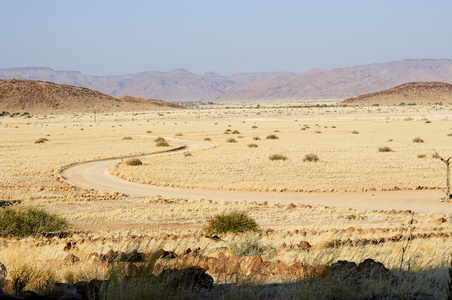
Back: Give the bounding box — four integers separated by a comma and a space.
158, 267, 213, 290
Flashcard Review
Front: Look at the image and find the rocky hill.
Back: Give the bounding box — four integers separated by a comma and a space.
341, 82, 452, 105
207, 59, 452, 102
1, 59, 452, 102
0, 79, 184, 114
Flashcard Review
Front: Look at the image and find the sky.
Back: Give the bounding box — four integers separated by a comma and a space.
1, 0, 451, 76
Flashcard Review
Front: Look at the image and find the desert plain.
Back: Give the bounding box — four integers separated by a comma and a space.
1, 102, 452, 298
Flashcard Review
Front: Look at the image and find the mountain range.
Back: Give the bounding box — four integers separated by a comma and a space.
1, 59, 452, 102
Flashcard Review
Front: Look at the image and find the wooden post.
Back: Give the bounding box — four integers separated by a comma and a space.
434, 150, 452, 201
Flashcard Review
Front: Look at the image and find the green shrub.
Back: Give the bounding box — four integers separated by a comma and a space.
226, 138, 237, 143
205, 212, 260, 234
126, 158, 143, 166
0, 208, 68, 238
266, 134, 279, 140
378, 146, 394, 152
412, 137, 424, 143
269, 154, 287, 161
303, 153, 319, 162
34, 138, 49, 144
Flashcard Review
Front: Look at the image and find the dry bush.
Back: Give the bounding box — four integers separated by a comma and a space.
183, 152, 192, 157
417, 154, 426, 159
34, 138, 49, 144
303, 153, 319, 162
247, 144, 258, 148
0, 208, 68, 238
226, 138, 237, 143
266, 134, 279, 140
126, 158, 143, 166
252, 125, 258, 129
269, 154, 287, 161
412, 137, 424, 143
204, 212, 260, 234
352, 131, 359, 134
122, 136, 132, 140
232, 130, 240, 134
378, 147, 394, 153
156, 139, 170, 147
253, 137, 261, 140
204, 137, 211, 141
175, 133, 183, 136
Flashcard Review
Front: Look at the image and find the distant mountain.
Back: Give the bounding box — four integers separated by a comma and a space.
207, 59, 452, 101
341, 82, 452, 105
1, 59, 452, 102
0, 79, 184, 114
0, 67, 299, 102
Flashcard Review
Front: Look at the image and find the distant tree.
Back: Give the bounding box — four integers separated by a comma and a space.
434, 150, 451, 201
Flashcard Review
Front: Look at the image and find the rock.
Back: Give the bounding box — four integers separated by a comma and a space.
357, 259, 392, 281
240, 255, 263, 275
63, 242, 72, 252
158, 267, 213, 290
158, 249, 177, 259
64, 254, 80, 264
437, 217, 447, 223
298, 241, 311, 250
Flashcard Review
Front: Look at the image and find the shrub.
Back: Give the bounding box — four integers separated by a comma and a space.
183, 152, 192, 157
205, 212, 260, 234
232, 130, 240, 134
126, 158, 143, 166
34, 138, 49, 144
0, 208, 68, 238
175, 133, 183, 136
417, 154, 426, 159
269, 154, 287, 161
155, 138, 170, 147
226, 138, 237, 143
146, 130, 152, 133
204, 137, 212, 141
122, 136, 132, 140
266, 134, 279, 140
378, 146, 394, 152
448, 133, 452, 137
303, 153, 319, 162
252, 125, 258, 129
314, 130, 322, 134
247, 144, 258, 148
412, 137, 424, 143
253, 137, 261, 140
352, 131, 359, 134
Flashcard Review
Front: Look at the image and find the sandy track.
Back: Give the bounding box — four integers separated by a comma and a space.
61, 137, 451, 215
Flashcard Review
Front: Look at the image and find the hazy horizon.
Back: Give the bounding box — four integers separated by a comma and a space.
1, 0, 451, 76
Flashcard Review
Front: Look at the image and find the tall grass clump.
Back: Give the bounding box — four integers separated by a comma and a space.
34, 138, 49, 144
155, 137, 169, 147
303, 153, 319, 162
269, 154, 287, 161
0, 208, 68, 238
378, 146, 394, 152
266, 134, 279, 140
205, 212, 260, 234
126, 158, 143, 166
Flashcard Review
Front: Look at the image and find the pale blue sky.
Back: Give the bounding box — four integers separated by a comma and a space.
1, 0, 451, 75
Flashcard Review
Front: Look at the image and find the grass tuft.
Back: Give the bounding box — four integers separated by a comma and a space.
126, 158, 143, 166
205, 211, 260, 234
303, 153, 319, 162
269, 154, 287, 161
0, 208, 68, 238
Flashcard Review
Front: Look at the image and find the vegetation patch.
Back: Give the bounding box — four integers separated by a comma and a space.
269, 154, 287, 161
303, 153, 319, 162
412, 137, 424, 143
266, 134, 279, 140
226, 138, 237, 143
247, 144, 258, 148
0, 208, 68, 238
126, 158, 143, 166
34, 138, 49, 144
378, 146, 394, 152
204, 211, 260, 234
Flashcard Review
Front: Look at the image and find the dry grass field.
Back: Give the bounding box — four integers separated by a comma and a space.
0, 102, 452, 298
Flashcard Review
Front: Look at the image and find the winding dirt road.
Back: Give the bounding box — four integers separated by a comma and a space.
61, 137, 451, 215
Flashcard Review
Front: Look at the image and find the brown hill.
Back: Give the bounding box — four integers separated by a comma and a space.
0, 79, 184, 114
341, 82, 452, 105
